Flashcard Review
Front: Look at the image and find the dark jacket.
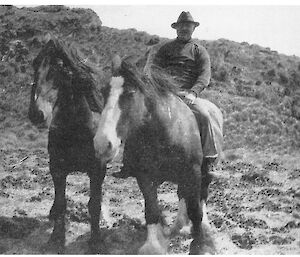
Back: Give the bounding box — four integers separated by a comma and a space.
153, 38, 211, 96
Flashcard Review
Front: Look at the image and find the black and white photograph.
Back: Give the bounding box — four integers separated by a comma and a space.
0, 1, 299, 254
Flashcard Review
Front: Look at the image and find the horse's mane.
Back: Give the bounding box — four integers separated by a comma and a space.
33, 37, 103, 113
119, 58, 180, 101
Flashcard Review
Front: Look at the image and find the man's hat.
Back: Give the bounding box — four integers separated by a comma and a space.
171, 11, 200, 29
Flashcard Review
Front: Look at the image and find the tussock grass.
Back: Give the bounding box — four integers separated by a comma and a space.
203, 89, 299, 153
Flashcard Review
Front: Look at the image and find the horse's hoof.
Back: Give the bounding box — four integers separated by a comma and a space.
41, 237, 65, 254
88, 236, 107, 254
138, 240, 168, 255
189, 238, 217, 255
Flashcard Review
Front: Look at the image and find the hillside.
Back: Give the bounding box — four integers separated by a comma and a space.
0, 5, 299, 153
0, 5, 299, 255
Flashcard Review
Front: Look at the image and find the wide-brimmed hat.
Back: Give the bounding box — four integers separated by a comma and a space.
171, 11, 199, 29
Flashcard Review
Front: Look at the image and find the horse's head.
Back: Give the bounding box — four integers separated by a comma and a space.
28, 36, 74, 128
94, 55, 148, 162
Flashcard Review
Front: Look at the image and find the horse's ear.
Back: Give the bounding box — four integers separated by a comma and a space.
111, 55, 122, 75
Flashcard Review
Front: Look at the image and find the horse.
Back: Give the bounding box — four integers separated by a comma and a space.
28, 35, 106, 253
93, 55, 223, 254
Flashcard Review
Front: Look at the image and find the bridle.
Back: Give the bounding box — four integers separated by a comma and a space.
32, 63, 74, 103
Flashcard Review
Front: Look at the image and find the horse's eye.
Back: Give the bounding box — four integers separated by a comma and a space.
56, 58, 64, 67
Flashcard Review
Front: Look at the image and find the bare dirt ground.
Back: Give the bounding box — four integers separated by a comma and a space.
0, 123, 300, 254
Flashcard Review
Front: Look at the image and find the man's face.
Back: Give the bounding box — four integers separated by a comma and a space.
176, 22, 196, 41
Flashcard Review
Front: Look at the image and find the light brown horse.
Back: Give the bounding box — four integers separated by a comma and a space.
94, 55, 223, 254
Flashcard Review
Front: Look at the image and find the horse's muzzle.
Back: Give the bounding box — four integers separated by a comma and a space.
93, 135, 120, 163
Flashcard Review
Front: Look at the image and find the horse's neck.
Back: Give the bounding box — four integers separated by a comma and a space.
51, 91, 93, 131
85, 87, 103, 113
148, 94, 175, 123
141, 94, 175, 136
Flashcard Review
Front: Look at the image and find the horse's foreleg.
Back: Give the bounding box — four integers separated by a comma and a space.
136, 176, 169, 255
88, 164, 106, 253
47, 169, 67, 253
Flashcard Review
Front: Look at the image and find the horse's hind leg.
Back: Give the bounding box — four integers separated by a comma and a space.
199, 158, 217, 252
136, 176, 169, 255
184, 180, 216, 255
201, 157, 214, 202
170, 187, 192, 236
87, 163, 106, 253
171, 184, 212, 237
46, 166, 67, 253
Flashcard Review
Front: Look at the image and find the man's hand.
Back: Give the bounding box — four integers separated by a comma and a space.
178, 91, 196, 105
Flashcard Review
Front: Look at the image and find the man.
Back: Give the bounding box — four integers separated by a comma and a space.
114, 11, 223, 180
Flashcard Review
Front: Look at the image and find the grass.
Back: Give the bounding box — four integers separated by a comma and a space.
203, 89, 300, 153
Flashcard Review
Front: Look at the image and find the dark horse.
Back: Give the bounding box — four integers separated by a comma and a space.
28, 35, 105, 253
94, 55, 223, 254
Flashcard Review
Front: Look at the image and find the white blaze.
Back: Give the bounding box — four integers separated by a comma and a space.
94, 76, 124, 160
35, 60, 54, 126
91, 111, 102, 135
36, 96, 53, 126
